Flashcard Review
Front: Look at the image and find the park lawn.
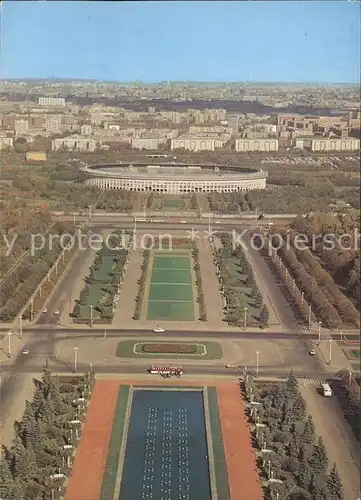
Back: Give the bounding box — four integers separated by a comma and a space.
99, 386, 130, 500
153, 255, 191, 270
148, 283, 194, 301
350, 349, 360, 358
116, 340, 223, 360
151, 268, 192, 284
146, 300, 194, 321
163, 198, 183, 210
91, 255, 116, 282
207, 387, 231, 500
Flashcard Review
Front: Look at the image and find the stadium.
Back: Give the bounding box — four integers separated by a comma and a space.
81, 162, 268, 194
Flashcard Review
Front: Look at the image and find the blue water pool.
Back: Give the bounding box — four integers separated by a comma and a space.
118, 390, 212, 500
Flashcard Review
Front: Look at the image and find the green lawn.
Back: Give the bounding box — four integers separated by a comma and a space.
207, 387, 231, 500
116, 341, 223, 360
148, 283, 194, 301
146, 301, 195, 321
100, 386, 130, 500
163, 198, 183, 210
151, 268, 192, 284
153, 255, 191, 270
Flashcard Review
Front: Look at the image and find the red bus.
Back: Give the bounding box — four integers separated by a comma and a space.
148, 365, 183, 375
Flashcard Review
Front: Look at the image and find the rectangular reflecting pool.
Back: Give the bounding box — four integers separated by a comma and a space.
119, 390, 212, 500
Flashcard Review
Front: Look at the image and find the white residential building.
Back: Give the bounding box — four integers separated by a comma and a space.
81, 124, 92, 136
131, 137, 167, 150
45, 115, 62, 134
52, 135, 97, 152
38, 97, 66, 107
235, 138, 279, 152
14, 119, 29, 136
0, 136, 13, 150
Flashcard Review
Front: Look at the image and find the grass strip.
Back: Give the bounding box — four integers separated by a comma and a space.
207, 387, 231, 500
99, 385, 130, 500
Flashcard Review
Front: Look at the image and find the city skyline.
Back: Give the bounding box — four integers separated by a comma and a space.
1, 1, 360, 84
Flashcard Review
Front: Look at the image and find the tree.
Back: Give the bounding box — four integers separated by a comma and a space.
326, 464, 344, 500
259, 304, 269, 326
309, 436, 328, 475
20, 401, 40, 447
13, 137, 28, 154
0, 456, 14, 498
302, 415, 316, 444
12, 478, 26, 500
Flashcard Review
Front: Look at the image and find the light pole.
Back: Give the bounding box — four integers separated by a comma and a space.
318, 321, 322, 343
90, 305, 94, 327
348, 370, 352, 386
292, 278, 295, 291
285, 267, 288, 280
103, 328, 107, 340
7, 330, 12, 357
328, 339, 333, 365
244, 307, 248, 331
30, 298, 34, 322
301, 291, 304, 307
256, 351, 260, 375
73, 347, 78, 372
19, 315, 23, 339
308, 304, 312, 331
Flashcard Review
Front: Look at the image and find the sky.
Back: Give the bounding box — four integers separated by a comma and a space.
1, 1, 360, 84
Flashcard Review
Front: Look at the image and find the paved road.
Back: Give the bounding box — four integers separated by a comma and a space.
5, 327, 359, 342
300, 382, 360, 500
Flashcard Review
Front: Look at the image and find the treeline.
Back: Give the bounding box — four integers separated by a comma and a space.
335, 370, 361, 444
244, 373, 345, 500
292, 212, 360, 311
215, 233, 269, 327
0, 365, 94, 500
192, 246, 207, 321
133, 250, 150, 320
268, 231, 359, 328
0, 224, 77, 322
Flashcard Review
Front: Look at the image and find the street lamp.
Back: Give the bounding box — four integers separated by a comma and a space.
256, 351, 260, 375
308, 304, 312, 331
244, 307, 248, 331
318, 321, 322, 343
89, 305, 94, 327
19, 315, 23, 339
301, 291, 304, 306
7, 330, 12, 357
328, 339, 333, 365
73, 347, 78, 372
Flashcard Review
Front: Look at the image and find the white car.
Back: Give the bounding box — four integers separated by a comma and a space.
215, 221, 220, 224
153, 326, 165, 333
22, 349, 30, 355
54, 310, 60, 316
42, 308, 47, 313
180, 220, 187, 224
309, 349, 316, 355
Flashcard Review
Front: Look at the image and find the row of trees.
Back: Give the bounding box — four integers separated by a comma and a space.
72, 232, 130, 323
0, 364, 94, 500
244, 373, 344, 499
133, 250, 151, 320
215, 233, 269, 327
334, 370, 361, 444
192, 246, 207, 321
0, 225, 78, 322
291, 212, 360, 311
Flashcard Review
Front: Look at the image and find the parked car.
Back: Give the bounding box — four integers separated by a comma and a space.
153, 326, 165, 333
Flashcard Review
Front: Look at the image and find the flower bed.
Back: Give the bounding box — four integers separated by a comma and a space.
141, 343, 197, 354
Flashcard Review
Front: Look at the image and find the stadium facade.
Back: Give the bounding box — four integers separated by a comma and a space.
81, 162, 267, 194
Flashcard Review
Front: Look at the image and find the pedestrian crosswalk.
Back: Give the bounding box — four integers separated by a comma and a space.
302, 378, 329, 386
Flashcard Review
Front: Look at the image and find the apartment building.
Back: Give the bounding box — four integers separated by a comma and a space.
52, 135, 97, 152
38, 97, 66, 107
295, 136, 360, 152
45, 115, 62, 134
131, 137, 167, 150
14, 119, 29, 136
235, 138, 279, 152
81, 124, 92, 136
0, 136, 13, 150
